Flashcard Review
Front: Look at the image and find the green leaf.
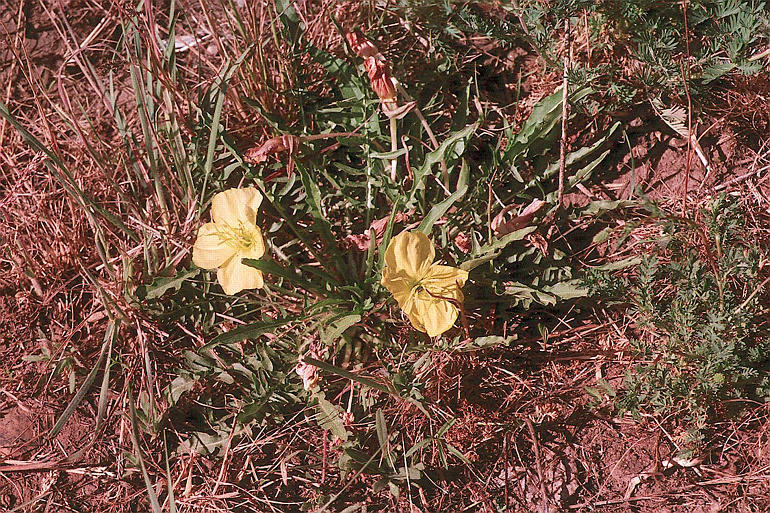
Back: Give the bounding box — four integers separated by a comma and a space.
444, 441, 472, 465
375, 409, 388, 453
127, 384, 163, 513
417, 185, 468, 234
592, 227, 613, 244
205, 315, 305, 348
542, 279, 588, 300
242, 97, 292, 132
314, 391, 350, 442
468, 336, 517, 349
593, 256, 642, 271
200, 51, 255, 202
303, 356, 394, 395
473, 226, 537, 257
410, 123, 477, 199
242, 258, 324, 292
378, 199, 402, 271
459, 252, 498, 272
503, 87, 593, 163
49, 321, 119, 438
701, 61, 735, 84
166, 375, 197, 405
321, 314, 361, 345
503, 282, 557, 305
308, 46, 367, 101
182, 428, 238, 456
370, 148, 408, 160
536, 122, 621, 195
580, 199, 635, 216
297, 163, 344, 273
142, 269, 199, 300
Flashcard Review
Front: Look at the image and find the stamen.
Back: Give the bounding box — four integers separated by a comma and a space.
215, 223, 258, 251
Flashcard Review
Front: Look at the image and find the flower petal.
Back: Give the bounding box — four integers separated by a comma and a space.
381, 267, 415, 308
192, 222, 237, 269
384, 231, 434, 280
405, 308, 426, 333
211, 187, 263, 226
216, 254, 264, 294
413, 292, 459, 337
422, 264, 468, 297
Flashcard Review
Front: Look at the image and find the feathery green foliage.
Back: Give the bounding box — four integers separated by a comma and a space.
586, 196, 770, 450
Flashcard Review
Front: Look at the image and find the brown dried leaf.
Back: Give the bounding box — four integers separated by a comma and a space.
346, 30, 379, 59
492, 199, 546, 236
454, 232, 472, 253
244, 135, 300, 164
344, 212, 410, 250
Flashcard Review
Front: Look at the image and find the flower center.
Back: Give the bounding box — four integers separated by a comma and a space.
217, 222, 258, 251
408, 278, 425, 292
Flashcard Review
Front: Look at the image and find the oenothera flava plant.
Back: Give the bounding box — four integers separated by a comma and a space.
191, 191, 469, 338
381, 231, 468, 337
192, 187, 266, 295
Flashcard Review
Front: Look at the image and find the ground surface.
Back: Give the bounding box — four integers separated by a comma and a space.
1, 1, 770, 512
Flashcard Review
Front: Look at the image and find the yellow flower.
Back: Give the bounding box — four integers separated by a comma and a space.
381, 231, 468, 337
192, 187, 266, 295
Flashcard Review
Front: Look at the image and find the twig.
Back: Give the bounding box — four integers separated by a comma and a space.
558, 17, 570, 207
504, 433, 510, 510
714, 164, 770, 191
748, 46, 770, 61
570, 474, 770, 509
736, 276, 770, 313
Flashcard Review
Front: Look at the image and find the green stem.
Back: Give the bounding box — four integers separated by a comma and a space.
389, 116, 398, 181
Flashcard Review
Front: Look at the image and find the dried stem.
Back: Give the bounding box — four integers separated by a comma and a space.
526, 417, 552, 513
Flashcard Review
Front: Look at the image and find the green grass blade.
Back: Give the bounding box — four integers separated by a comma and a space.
49, 321, 119, 438
128, 384, 163, 513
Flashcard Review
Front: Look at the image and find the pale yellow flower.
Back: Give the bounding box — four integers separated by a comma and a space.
381, 231, 468, 337
192, 187, 266, 295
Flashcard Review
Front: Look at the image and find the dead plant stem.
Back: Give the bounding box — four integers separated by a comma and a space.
525, 417, 552, 513
0, 0, 26, 148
